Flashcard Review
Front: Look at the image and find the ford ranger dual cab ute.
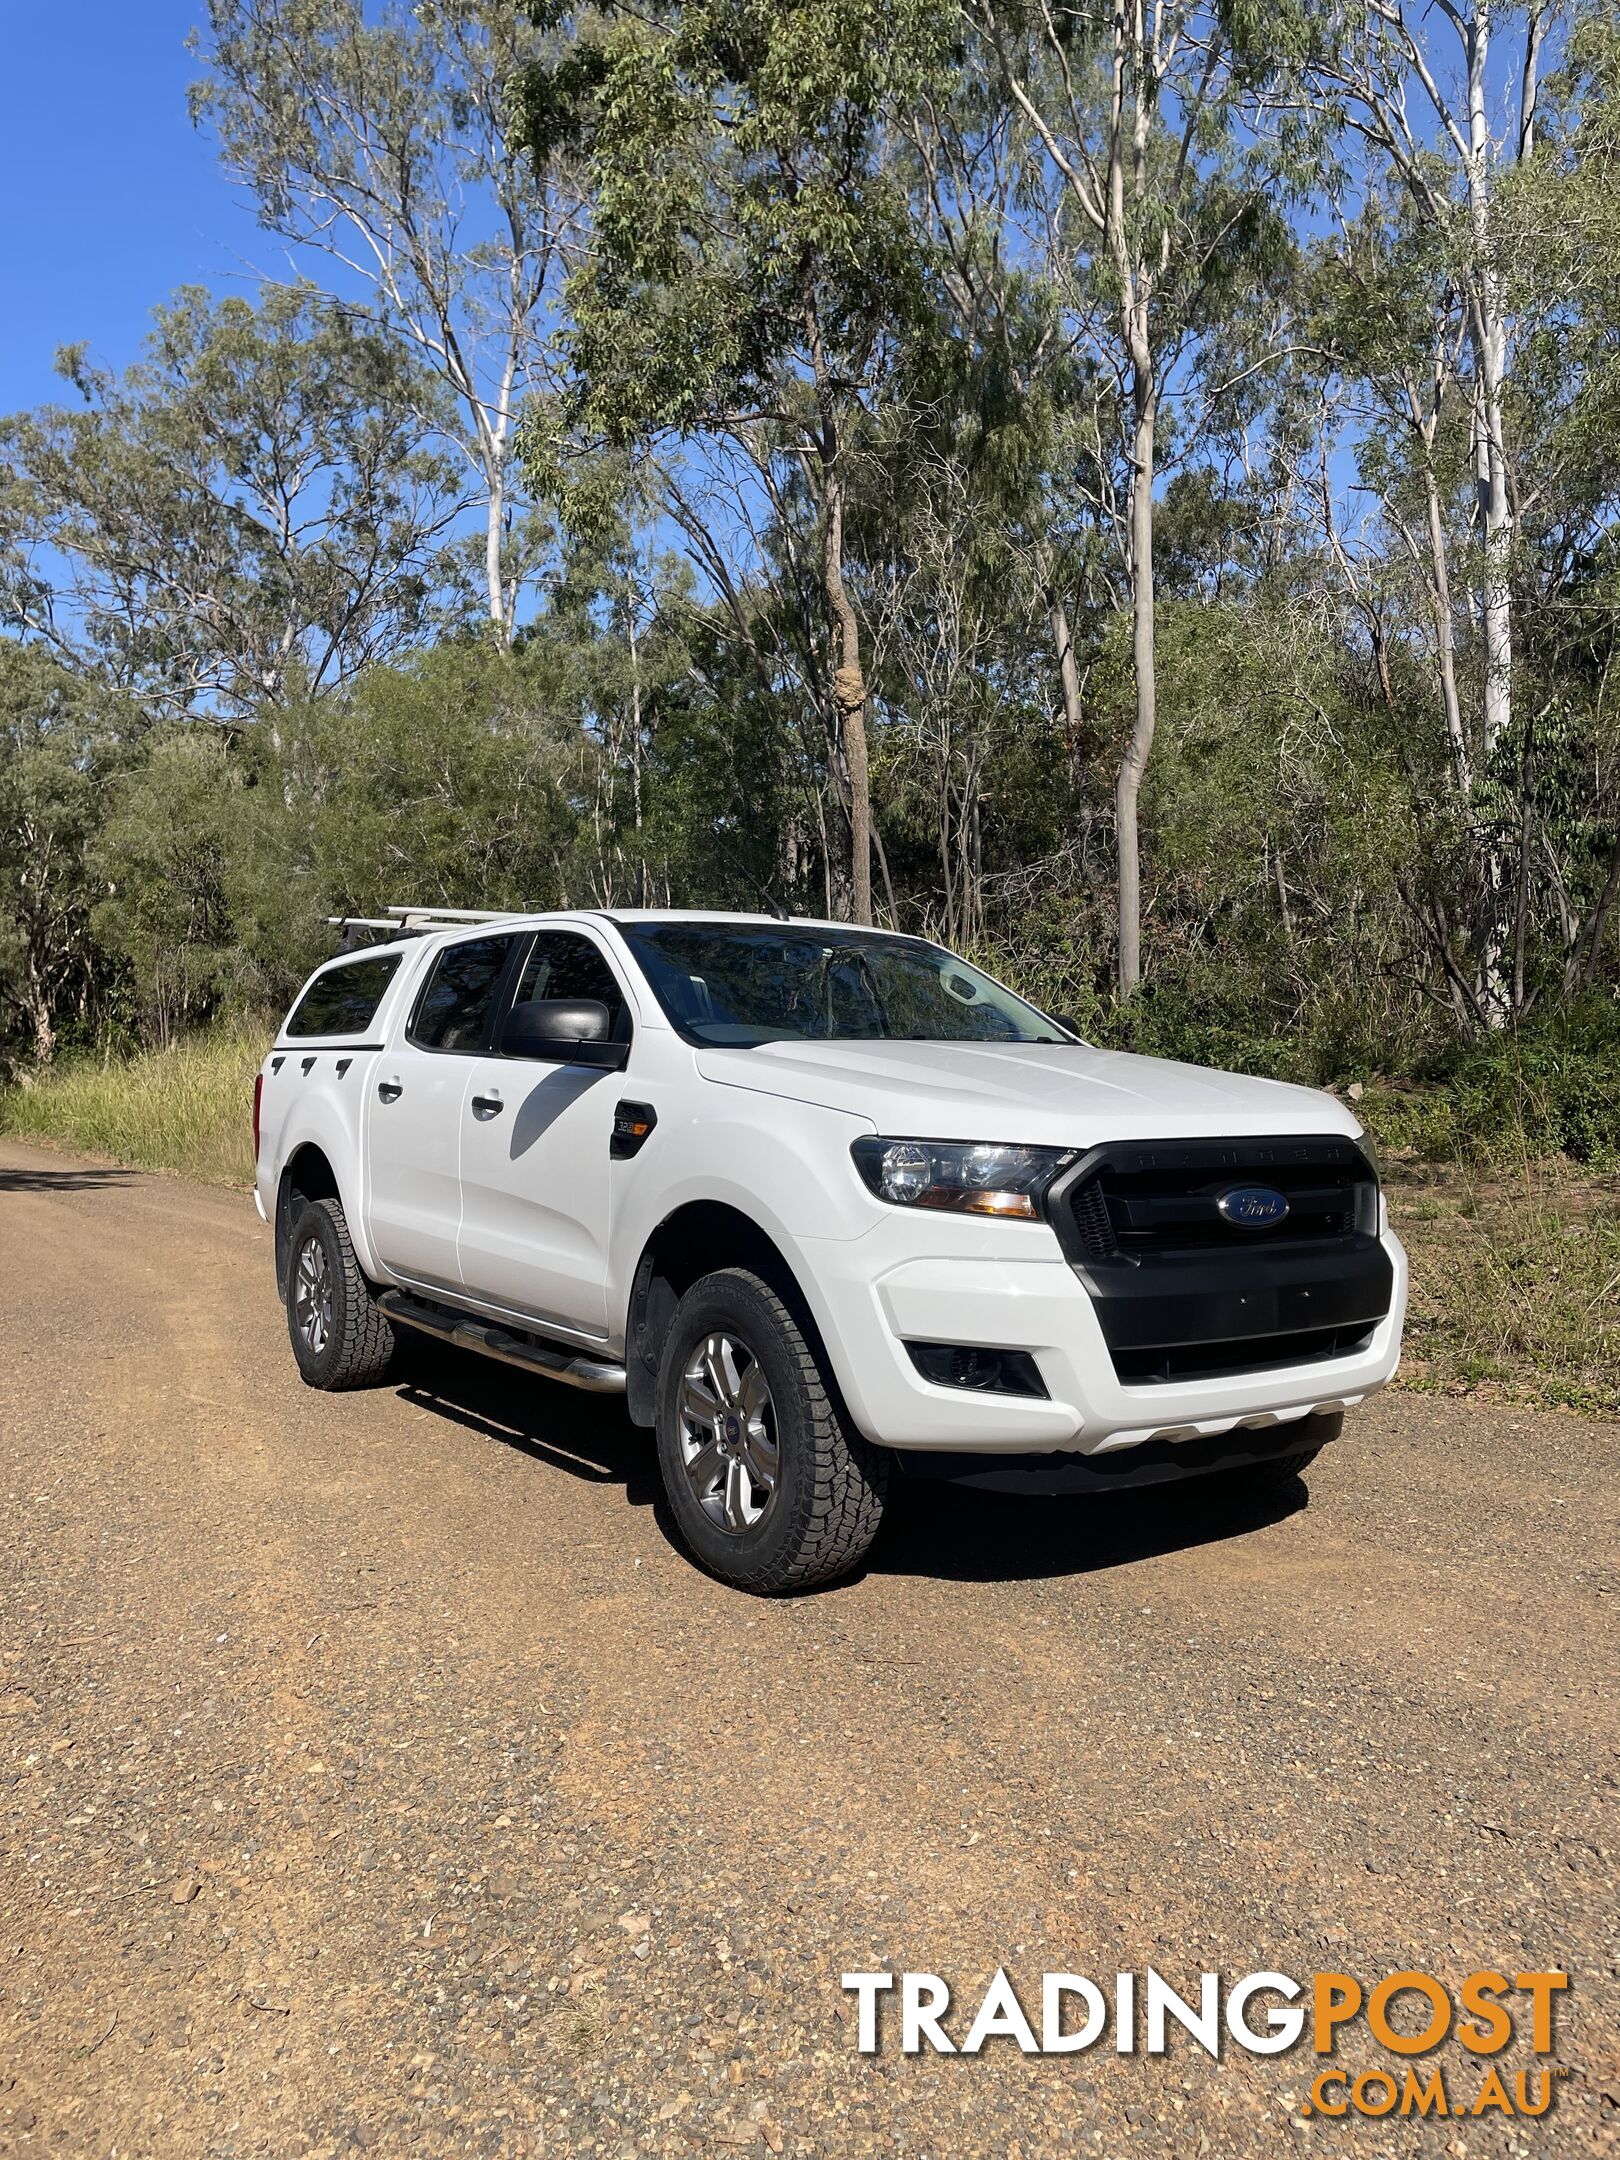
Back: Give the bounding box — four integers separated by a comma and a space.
254, 906, 1408, 1593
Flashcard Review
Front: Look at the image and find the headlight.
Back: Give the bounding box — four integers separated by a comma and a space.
851, 1137, 1074, 1220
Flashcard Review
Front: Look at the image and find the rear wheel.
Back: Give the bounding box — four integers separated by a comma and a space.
654, 1268, 888, 1594
285, 1197, 396, 1390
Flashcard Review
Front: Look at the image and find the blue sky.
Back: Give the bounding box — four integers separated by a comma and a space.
0, 1, 266, 415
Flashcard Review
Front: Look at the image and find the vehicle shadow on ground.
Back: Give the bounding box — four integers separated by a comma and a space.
868, 1472, 1307, 1584
0, 1163, 134, 1194
392, 1338, 1303, 1587
392, 1338, 663, 1510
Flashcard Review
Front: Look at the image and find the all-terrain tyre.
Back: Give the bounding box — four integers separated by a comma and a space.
285, 1197, 397, 1390
654, 1267, 889, 1594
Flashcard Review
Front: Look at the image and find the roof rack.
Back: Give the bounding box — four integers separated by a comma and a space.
382, 905, 522, 925
324, 903, 528, 950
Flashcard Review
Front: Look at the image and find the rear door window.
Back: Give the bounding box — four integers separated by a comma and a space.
407, 935, 519, 1053
285, 953, 403, 1039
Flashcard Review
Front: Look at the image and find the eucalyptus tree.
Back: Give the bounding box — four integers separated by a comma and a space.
1, 286, 468, 719
0, 644, 115, 1064
891, 74, 1119, 940
1309, 0, 1566, 1021
511, 0, 950, 923
973, 0, 1318, 994
1499, 2, 1620, 1000
194, 0, 576, 640
518, 517, 697, 909
864, 450, 1031, 951
1303, 197, 1467, 778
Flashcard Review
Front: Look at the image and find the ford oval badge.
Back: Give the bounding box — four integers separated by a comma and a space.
1217, 1183, 1290, 1227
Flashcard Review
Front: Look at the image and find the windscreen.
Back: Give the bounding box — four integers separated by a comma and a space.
621, 923, 1067, 1047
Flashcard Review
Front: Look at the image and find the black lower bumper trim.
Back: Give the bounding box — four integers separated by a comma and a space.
1111, 1319, 1378, 1386
1078, 1236, 1393, 1358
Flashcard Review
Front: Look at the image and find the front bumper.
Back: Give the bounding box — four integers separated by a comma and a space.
893, 1412, 1343, 1492
800, 1214, 1408, 1457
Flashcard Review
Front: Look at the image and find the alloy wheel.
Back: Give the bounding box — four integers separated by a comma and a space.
677, 1331, 780, 1533
293, 1234, 332, 1357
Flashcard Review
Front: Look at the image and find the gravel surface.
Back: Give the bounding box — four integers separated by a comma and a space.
0, 1140, 1615, 2159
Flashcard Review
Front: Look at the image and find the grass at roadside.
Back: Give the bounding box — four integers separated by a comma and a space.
1388, 1163, 1620, 1417
0, 1023, 263, 1188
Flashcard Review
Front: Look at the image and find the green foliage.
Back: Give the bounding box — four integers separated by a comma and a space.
91, 729, 254, 1045
1358, 1008, 1620, 1168
0, 1020, 264, 1186
258, 642, 588, 927
0, 645, 120, 1063
0, 0, 1615, 1167
2, 285, 467, 715
191, 0, 566, 635
515, 0, 950, 449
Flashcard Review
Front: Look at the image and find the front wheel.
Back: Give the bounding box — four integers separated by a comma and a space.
654, 1268, 888, 1594
285, 1197, 397, 1390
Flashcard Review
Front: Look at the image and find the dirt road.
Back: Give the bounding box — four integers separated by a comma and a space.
1, 1141, 1615, 2159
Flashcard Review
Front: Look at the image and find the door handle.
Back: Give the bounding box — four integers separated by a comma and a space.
471, 1092, 505, 1118
377, 1077, 403, 1102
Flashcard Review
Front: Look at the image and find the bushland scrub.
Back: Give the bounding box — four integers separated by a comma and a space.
1389, 1166, 1620, 1416
0, 1022, 263, 1188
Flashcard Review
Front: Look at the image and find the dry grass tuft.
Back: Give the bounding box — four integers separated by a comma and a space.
0, 1023, 266, 1188
1390, 1162, 1620, 1417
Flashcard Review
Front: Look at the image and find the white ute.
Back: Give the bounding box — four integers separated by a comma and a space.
255, 906, 1408, 1592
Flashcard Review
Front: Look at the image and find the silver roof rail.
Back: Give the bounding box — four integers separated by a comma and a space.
383, 904, 522, 925
323, 913, 436, 949
324, 906, 526, 949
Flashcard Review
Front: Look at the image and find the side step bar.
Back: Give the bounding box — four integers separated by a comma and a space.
376, 1290, 627, 1395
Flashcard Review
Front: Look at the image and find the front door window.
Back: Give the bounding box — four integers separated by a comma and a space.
408, 935, 517, 1053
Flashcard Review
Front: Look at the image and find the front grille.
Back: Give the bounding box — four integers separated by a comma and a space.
1111, 1322, 1378, 1386
1071, 1176, 1115, 1258
1048, 1133, 1392, 1388
1066, 1136, 1376, 1261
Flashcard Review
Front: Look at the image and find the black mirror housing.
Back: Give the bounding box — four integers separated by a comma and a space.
501, 998, 629, 1069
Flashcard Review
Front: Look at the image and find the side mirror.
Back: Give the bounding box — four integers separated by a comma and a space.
1051, 1014, 1083, 1039
501, 998, 629, 1070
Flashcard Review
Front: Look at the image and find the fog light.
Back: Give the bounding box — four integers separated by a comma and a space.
905, 1343, 1048, 1398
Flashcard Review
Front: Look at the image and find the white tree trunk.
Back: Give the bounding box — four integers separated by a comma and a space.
1048, 592, 1086, 739
1464, 0, 1513, 1022
485, 459, 509, 640
1420, 454, 1471, 799
1116, 375, 1157, 997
